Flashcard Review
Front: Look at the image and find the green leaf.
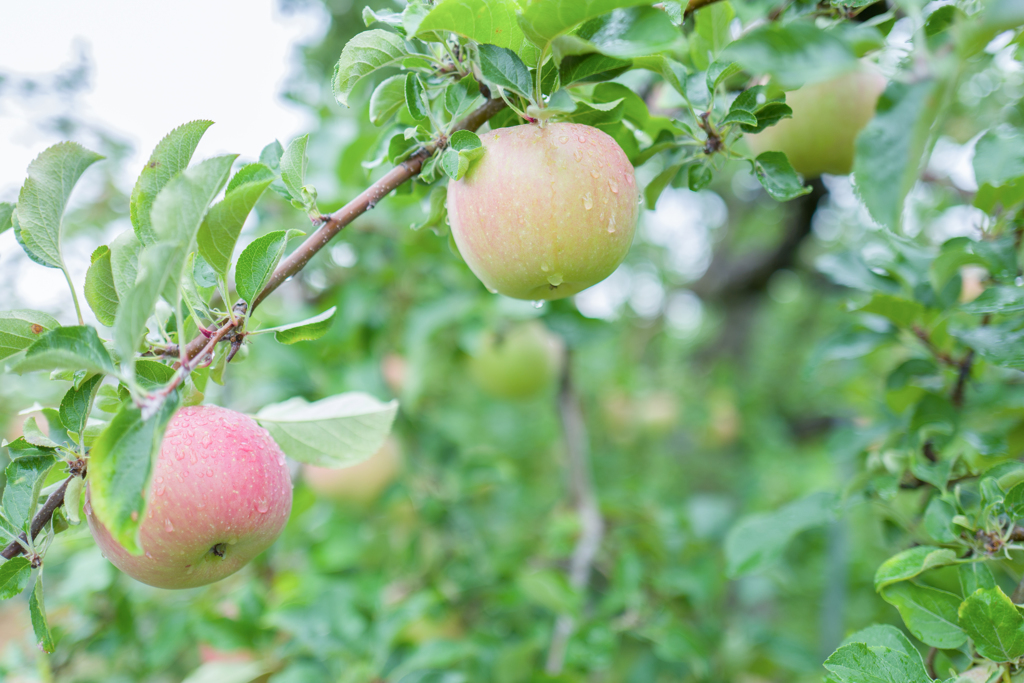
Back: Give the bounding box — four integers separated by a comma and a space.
874, 546, 959, 590
688, 164, 712, 191
417, 0, 539, 65
0, 202, 14, 235
332, 29, 408, 107
370, 75, 409, 126
706, 60, 741, 91
750, 151, 811, 201
21, 417, 58, 449
959, 562, 997, 597
974, 129, 1024, 188
724, 492, 837, 576
405, 73, 431, 121
444, 76, 484, 121
134, 359, 177, 391
0, 557, 31, 600
688, 1, 735, 71
130, 120, 214, 246
412, 186, 449, 233
84, 245, 120, 327
13, 326, 116, 377
949, 324, 1024, 371
644, 162, 684, 210
879, 582, 966, 649
559, 53, 632, 86
259, 140, 284, 170
14, 142, 104, 269
722, 22, 858, 89
923, 497, 957, 543
477, 44, 534, 99
196, 164, 275, 276
824, 642, 931, 683
961, 285, 1024, 314
234, 229, 306, 309
518, 0, 657, 51
441, 148, 470, 180
59, 373, 103, 439
254, 392, 399, 467
87, 394, 179, 555
0, 310, 61, 362
29, 577, 54, 654
958, 587, 1024, 662
857, 293, 925, 327
3, 450, 56, 531
551, 7, 680, 61
517, 570, 581, 615
854, 79, 942, 231
109, 229, 142, 301
264, 307, 337, 345
115, 156, 235, 370
840, 624, 925, 659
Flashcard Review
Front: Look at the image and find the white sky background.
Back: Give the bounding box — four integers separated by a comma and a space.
0, 1, 327, 320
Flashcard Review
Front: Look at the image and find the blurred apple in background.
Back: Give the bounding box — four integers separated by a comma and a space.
303, 436, 402, 504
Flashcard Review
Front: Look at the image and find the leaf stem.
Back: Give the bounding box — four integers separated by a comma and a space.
62, 265, 84, 326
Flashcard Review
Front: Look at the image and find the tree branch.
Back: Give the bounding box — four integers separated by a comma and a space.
545, 348, 604, 675
2, 477, 72, 560
180, 96, 507, 362
0, 97, 509, 565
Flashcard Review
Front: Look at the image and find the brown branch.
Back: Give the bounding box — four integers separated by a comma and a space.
925, 647, 938, 680
545, 348, 604, 675
2, 477, 72, 560
951, 350, 975, 409
181, 96, 507, 361
686, 0, 725, 14
1, 97, 509, 565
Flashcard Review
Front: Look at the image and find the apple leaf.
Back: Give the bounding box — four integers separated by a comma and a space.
332, 29, 409, 107
750, 152, 811, 202
234, 229, 306, 310
688, 0, 734, 71
958, 586, 1024, 662
59, 373, 103, 440
14, 142, 104, 272
13, 326, 117, 377
0, 310, 61, 362
255, 306, 337, 345
854, 79, 943, 231
824, 642, 931, 683
29, 577, 54, 654
874, 546, 959, 590
518, 0, 656, 53
722, 22, 858, 89
0, 202, 14, 235
371, 75, 409, 126
3, 445, 57, 531
150, 154, 236, 247
405, 73, 431, 121
444, 76, 484, 121
417, 0, 539, 65
724, 492, 838, 576
973, 129, 1024, 188
477, 44, 534, 99
87, 394, 179, 555
130, 120, 214, 246
0, 557, 31, 600
255, 392, 399, 467
197, 163, 275, 276
85, 245, 120, 327
879, 582, 966, 649
109, 229, 142, 301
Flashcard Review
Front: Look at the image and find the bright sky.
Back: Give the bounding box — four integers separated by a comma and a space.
0, 0, 327, 198
0, 0, 327, 319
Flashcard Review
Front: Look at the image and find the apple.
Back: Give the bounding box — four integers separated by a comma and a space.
745, 68, 887, 178
86, 405, 293, 590
959, 266, 987, 303
469, 321, 563, 399
302, 436, 402, 504
381, 353, 407, 395
447, 122, 639, 301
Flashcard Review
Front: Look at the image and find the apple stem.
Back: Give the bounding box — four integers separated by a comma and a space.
545, 346, 605, 675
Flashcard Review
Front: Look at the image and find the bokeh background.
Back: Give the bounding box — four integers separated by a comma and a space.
0, 1, 1012, 681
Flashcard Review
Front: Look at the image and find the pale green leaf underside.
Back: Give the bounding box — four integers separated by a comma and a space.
0, 310, 61, 361
255, 392, 399, 467
333, 30, 409, 107
417, 0, 539, 65
268, 306, 337, 345
519, 0, 655, 50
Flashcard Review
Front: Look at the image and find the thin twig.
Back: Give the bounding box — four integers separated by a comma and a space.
1, 477, 72, 560
925, 647, 938, 680
545, 348, 604, 675
0, 97, 509, 565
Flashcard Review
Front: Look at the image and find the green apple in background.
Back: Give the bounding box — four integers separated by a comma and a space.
302, 436, 402, 504
447, 122, 639, 301
746, 68, 887, 178
470, 321, 563, 399
86, 405, 293, 589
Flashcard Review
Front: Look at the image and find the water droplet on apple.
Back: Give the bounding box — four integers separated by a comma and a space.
547, 273, 564, 287
583, 193, 593, 210
156, 486, 165, 496
165, 518, 174, 533
608, 179, 619, 194
185, 566, 195, 575
607, 215, 617, 234
590, 170, 599, 179
532, 300, 545, 309
558, 136, 569, 144
541, 263, 550, 272
197, 501, 206, 509
206, 468, 214, 477
145, 551, 153, 559
573, 150, 583, 162
256, 499, 269, 514
625, 174, 634, 186
577, 135, 586, 143
175, 451, 185, 461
